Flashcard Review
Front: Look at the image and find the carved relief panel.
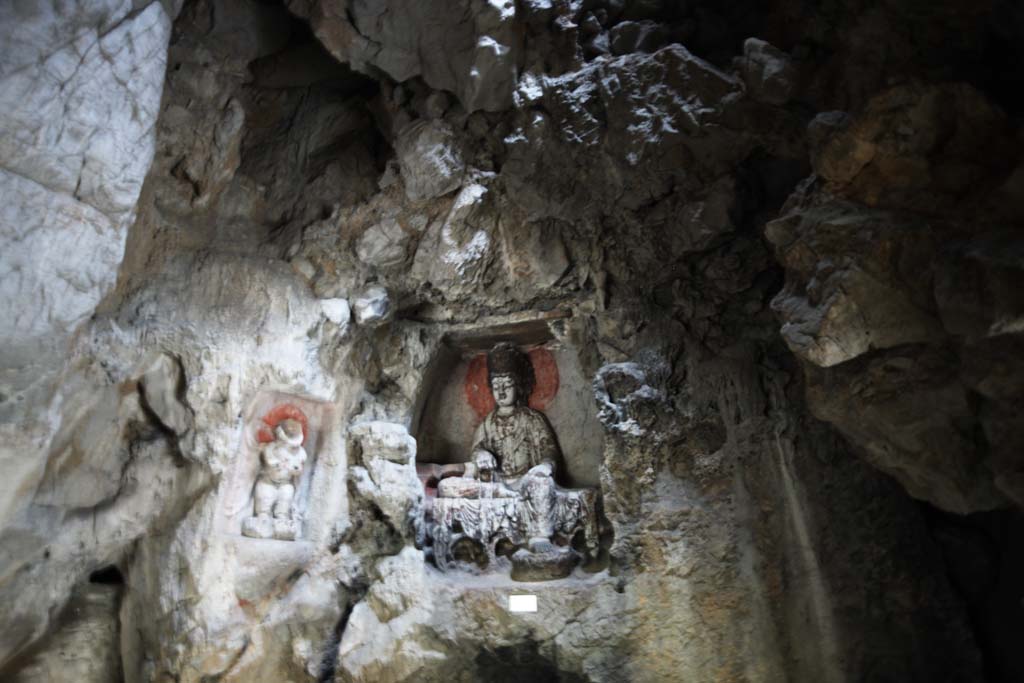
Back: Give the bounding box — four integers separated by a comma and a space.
218, 392, 339, 544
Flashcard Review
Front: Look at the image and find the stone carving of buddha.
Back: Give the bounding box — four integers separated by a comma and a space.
453, 342, 561, 551
242, 417, 307, 540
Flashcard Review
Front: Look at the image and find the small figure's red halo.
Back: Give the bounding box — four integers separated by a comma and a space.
464, 347, 560, 420
256, 403, 309, 444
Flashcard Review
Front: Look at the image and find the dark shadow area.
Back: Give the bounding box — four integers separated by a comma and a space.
926, 506, 1024, 682
475, 641, 590, 683
88, 565, 125, 585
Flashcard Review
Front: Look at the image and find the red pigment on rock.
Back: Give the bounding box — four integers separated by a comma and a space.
256, 403, 309, 444
465, 347, 560, 420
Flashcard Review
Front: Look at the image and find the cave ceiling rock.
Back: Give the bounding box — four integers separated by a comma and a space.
804, 346, 1009, 515
767, 202, 944, 368
810, 82, 1016, 215
737, 37, 797, 105
290, 0, 519, 113
501, 43, 748, 222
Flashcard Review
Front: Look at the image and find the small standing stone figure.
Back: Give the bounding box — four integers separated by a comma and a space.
242, 418, 307, 541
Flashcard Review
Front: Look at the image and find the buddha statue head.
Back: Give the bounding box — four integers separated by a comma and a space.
486, 342, 535, 410
274, 418, 304, 446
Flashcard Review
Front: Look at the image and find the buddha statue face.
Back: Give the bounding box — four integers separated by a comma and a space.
490, 374, 517, 408
274, 418, 304, 446
486, 342, 534, 411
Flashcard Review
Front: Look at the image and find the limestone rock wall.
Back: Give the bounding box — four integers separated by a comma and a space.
1, 0, 1022, 681
0, 0, 184, 667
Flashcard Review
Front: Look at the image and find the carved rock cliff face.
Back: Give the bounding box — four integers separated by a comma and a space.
1, 0, 1023, 682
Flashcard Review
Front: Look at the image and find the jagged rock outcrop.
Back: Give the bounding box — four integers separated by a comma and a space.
289, 0, 520, 113
769, 82, 1024, 514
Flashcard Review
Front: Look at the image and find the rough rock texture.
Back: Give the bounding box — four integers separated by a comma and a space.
0, 0, 176, 534
288, 0, 520, 112
769, 82, 1024, 514
2, 0, 1023, 682
0, 0, 182, 666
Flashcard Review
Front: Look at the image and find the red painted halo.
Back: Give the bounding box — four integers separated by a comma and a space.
256, 403, 309, 444
464, 347, 560, 420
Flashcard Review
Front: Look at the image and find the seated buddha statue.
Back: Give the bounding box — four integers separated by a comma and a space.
437, 342, 561, 552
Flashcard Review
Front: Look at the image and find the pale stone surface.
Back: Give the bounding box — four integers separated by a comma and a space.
352, 285, 393, 327
355, 217, 411, 267
394, 120, 465, 202
0, 3, 169, 218
350, 421, 416, 464
349, 422, 424, 544
320, 297, 351, 329
0, 0, 174, 539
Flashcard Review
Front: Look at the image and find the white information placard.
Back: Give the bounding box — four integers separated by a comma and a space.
508, 594, 538, 613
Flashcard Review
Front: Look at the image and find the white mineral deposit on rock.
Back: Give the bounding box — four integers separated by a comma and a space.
352, 285, 393, 327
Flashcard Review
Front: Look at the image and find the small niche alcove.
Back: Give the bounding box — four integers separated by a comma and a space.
411, 318, 603, 489
216, 390, 341, 544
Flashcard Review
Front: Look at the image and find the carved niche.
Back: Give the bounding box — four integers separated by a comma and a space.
417, 338, 603, 581
241, 404, 310, 541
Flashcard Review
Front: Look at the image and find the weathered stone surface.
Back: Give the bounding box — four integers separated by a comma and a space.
0, 2, 177, 664
350, 421, 416, 465
290, 0, 519, 112
0, 1, 173, 423
804, 347, 1006, 513
6, 582, 123, 683
3, 0, 1021, 680
767, 202, 943, 367
739, 37, 797, 105
355, 217, 411, 267
410, 183, 496, 296
609, 20, 669, 56
320, 297, 351, 331
394, 120, 466, 202
497, 214, 570, 291
771, 81, 1024, 513
810, 83, 1014, 214
502, 45, 747, 222
352, 285, 394, 327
